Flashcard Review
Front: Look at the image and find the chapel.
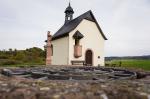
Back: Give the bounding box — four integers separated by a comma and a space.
45, 3, 107, 66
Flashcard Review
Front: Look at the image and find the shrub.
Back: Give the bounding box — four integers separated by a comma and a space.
0, 55, 9, 59
0, 60, 22, 65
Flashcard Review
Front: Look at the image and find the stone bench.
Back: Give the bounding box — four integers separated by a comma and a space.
71, 60, 86, 66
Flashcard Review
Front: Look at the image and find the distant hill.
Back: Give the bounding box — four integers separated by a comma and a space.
105, 55, 150, 61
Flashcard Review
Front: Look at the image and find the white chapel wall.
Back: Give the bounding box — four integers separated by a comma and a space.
51, 36, 69, 65
69, 19, 105, 66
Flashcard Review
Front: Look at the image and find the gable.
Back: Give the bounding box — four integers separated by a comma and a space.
52, 10, 107, 41
71, 19, 105, 42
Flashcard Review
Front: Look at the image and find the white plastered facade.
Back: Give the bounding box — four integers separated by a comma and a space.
51, 19, 105, 66
51, 36, 69, 65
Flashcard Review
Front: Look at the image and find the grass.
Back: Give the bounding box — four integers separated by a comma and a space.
106, 59, 150, 71
0, 59, 45, 68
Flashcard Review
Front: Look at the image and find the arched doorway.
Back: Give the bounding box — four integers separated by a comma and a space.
85, 50, 93, 66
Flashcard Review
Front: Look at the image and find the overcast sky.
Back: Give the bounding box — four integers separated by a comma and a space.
0, 0, 150, 56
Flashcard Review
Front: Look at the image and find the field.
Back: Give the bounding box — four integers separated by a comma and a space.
0, 48, 150, 71
106, 59, 150, 71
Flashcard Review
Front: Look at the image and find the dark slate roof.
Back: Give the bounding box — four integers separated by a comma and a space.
52, 10, 107, 40
73, 31, 84, 39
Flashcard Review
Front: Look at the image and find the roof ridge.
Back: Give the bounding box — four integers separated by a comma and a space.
74, 10, 92, 19
64, 10, 92, 25
52, 10, 107, 40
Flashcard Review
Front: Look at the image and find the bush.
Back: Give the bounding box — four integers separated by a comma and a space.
0, 55, 9, 59
0, 60, 22, 65
0, 47, 45, 66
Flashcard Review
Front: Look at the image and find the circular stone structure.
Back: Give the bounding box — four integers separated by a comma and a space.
1, 66, 137, 80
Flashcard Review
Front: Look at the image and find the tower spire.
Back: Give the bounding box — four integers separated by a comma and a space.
64, 1, 74, 24
69, 0, 70, 7
69, 0, 71, 6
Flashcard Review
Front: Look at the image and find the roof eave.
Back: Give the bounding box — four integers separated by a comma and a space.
52, 33, 69, 41
89, 10, 108, 40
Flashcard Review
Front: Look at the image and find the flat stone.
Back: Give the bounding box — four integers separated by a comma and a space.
40, 87, 50, 91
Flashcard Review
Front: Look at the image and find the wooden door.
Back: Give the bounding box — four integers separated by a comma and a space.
85, 50, 93, 66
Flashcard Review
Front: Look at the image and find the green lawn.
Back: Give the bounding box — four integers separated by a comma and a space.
106, 59, 150, 71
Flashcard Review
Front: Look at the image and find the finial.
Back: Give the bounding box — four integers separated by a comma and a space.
69, 0, 71, 7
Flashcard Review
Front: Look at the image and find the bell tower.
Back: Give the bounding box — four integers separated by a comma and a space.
64, 2, 74, 24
